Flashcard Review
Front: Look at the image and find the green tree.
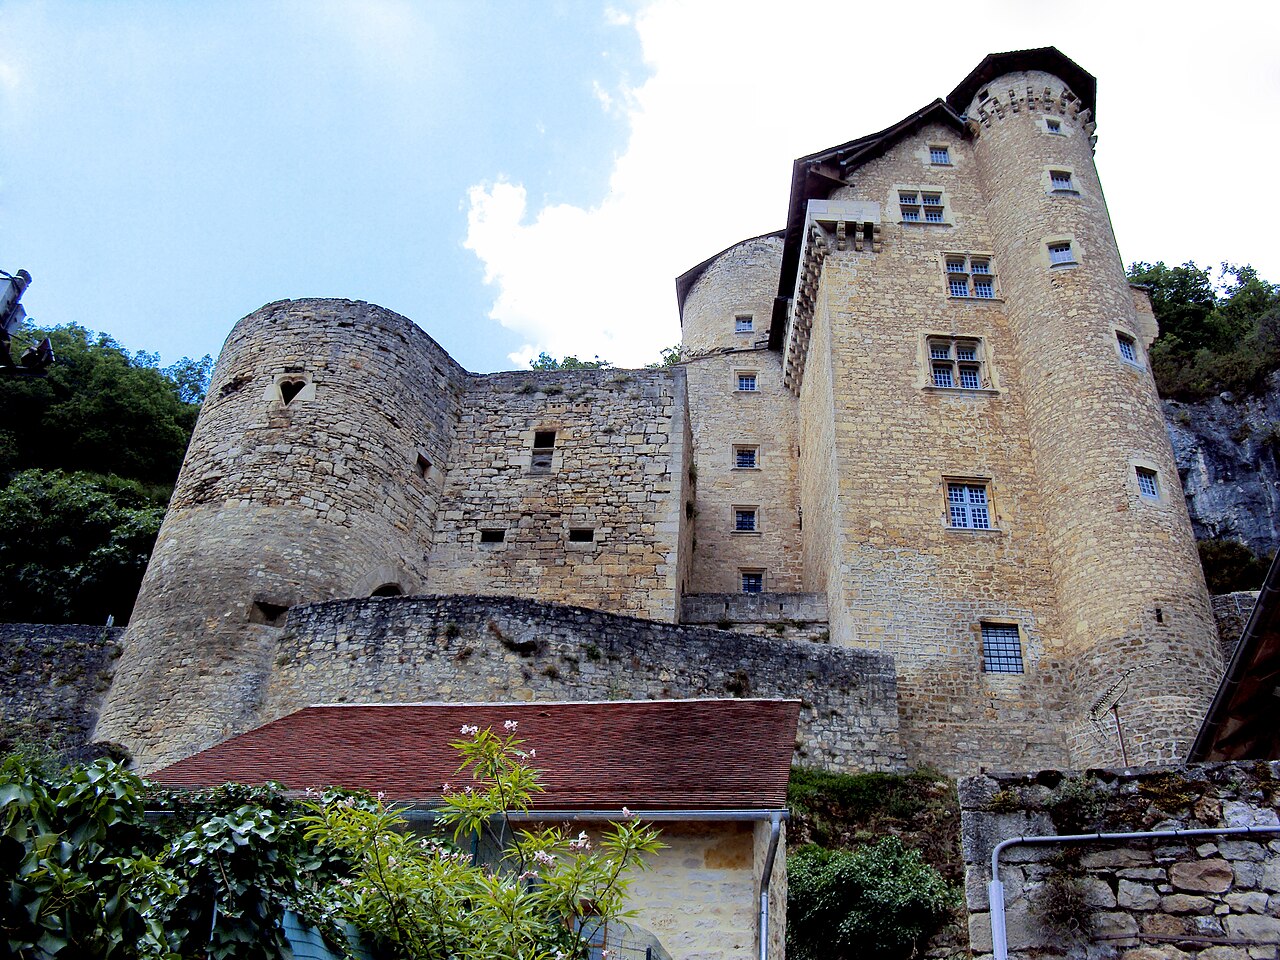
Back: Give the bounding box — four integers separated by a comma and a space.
0, 469, 165, 624
302, 723, 663, 960
0, 323, 201, 489
645, 345, 682, 368
528, 352, 612, 370
1197, 538, 1273, 593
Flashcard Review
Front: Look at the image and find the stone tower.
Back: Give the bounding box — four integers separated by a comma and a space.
950, 51, 1223, 764
94, 300, 469, 770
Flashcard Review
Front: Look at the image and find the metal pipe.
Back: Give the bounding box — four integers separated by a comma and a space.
989, 824, 1280, 960
758, 811, 782, 960
397, 807, 789, 823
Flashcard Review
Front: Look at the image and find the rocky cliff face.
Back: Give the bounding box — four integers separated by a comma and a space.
1164, 371, 1280, 558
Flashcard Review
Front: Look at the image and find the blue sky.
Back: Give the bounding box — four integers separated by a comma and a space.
4, 1, 1279, 373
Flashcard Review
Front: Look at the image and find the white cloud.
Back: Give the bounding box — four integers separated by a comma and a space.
464, 0, 1280, 369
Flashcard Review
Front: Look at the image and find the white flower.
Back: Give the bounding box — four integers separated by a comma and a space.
621, 806, 634, 819
459, 723, 480, 736
503, 719, 518, 731
528, 748, 536, 758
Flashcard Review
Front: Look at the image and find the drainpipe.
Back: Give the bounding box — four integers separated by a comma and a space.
758, 811, 783, 960
989, 824, 1280, 960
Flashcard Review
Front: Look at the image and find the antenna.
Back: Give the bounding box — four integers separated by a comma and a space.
1087, 658, 1173, 766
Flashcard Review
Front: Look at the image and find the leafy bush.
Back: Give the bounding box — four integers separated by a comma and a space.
787, 836, 953, 960
1197, 538, 1273, 594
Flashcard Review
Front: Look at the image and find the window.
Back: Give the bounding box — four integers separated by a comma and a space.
740, 570, 764, 594
947, 482, 991, 529
735, 314, 753, 333
530, 430, 556, 473
944, 255, 996, 299
1048, 242, 1075, 266
928, 337, 986, 390
1045, 117, 1062, 134
1050, 170, 1075, 192
568, 528, 594, 542
899, 191, 945, 223
1136, 467, 1160, 500
734, 508, 758, 532
982, 623, 1024, 673
734, 446, 758, 469
415, 453, 432, 479
929, 145, 950, 165
479, 529, 505, 543
1117, 332, 1140, 365
736, 372, 758, 392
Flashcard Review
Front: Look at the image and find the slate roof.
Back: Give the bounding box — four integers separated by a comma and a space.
150, 698, 801, 810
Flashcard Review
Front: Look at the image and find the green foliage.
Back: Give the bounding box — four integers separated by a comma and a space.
0, 754, 159, 959
1129, 261, 1280, 400
1197, 538, 1273, 593
301, 723, 664, 960
644, 345, 682, 368
1045, 777, 1109, 833
0, 469, 165, 624
786, 837, 953, 960
0, 323, 204, 487
528, 352, 612, 370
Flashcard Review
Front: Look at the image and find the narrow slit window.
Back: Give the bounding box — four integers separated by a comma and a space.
982, 623, 1024, 673
479, 529, 506, 543
1136, 467, 1160, 500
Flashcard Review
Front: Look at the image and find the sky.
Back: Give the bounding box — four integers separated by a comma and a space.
3, 0, 1279, 373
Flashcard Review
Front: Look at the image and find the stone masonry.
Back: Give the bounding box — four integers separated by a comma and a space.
91, 48, 1226, 781
961, 762, 1280, 960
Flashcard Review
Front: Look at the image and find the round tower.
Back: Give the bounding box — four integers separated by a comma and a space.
954, 51, 1222, 765
94, 299, 467, 771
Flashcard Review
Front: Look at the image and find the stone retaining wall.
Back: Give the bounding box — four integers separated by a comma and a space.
961, 762, 1280, 960
264, 594, 906, 773
681, 592, 829, 644
0, 624, 124, 758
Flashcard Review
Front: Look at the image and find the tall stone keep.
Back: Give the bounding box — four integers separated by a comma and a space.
952, 53, 1222, 764
95, 300, 470, 770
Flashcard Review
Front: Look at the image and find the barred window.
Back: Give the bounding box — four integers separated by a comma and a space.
1045, 117, 1062, 134
944, 255, 997, 298
734, 508, 758, 532
1050, 170, 1075, 192
1136, 467, 1159, 500
737, 372, 758, 392
741, 570, 764, 593
947, 482, 991, 529
929, 145, 950, 164
1117, 332, 1139, 365
928, 337, 987, 390
982, 623, 1024, 673
734, 446, 758, 469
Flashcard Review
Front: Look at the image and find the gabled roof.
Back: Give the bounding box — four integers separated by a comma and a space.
149, 699, 801, 810
946, 46, 1096, 121
770, 100, 966, 348
1190, 552, 1280, 761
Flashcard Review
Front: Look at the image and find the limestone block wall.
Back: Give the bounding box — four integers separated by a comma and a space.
426, 368, 686, 622
680, 236, 802, 594
0, 624, 122, 758
1211, 591, 1260, 662
961, 762, 1280, 960
95, 299, 470, 772
261, 594, 907, 773
681, 593, 829, 644
801, 121, 1069, 774
964, 71, 1222, 766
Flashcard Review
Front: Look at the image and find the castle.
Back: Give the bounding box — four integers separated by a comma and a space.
94, 48, 1225, 777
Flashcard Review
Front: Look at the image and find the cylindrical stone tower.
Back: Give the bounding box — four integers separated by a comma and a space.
677, 234, 804, 595
94, 299, 468, 771
956, 53, 1222, 765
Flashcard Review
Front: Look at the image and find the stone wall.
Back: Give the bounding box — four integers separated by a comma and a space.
961, 762, 1280, 960
262, 594, 907, 773
426, 368, 686, 622
0, 624, 123, 758
1211, 591, 1259, 662
681, 592, 829, 644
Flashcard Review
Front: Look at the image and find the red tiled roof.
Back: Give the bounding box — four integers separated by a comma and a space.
150, 699, 801, 810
